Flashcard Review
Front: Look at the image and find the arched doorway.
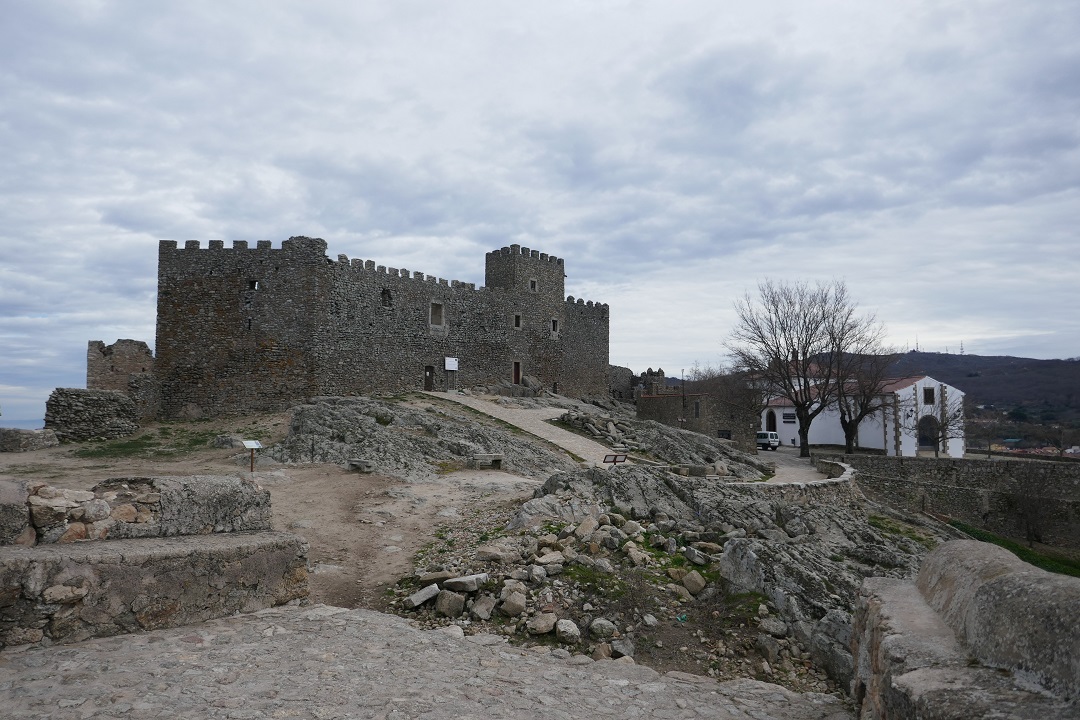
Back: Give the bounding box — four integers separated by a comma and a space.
766, 410, 777, 432
918, 415, 940, 452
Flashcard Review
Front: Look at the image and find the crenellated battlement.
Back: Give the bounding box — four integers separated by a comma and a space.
160, 236, 328, 254
485, 243, 565, 266
152, 235, 609, 416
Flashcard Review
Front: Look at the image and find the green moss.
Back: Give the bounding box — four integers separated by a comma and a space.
868, 515, 938, 550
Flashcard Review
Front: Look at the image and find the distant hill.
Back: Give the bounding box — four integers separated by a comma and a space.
888, 351, 1080, 424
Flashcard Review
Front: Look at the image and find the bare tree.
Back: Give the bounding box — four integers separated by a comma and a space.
834, 351, 897, 454
727, 279, 882, 457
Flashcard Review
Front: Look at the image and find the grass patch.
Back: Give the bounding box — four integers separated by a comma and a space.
948, 521, 1080, 577
869, 515, 938, 550
562, 564, 627, 600
72, 427, 219, 459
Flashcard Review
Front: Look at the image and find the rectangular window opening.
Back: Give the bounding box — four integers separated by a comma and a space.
514, 314, 522, 329
248, 280, 260, 290
430, 302, 444, 326
923, 387, 935, 405
529, 279, 538, 292
551, 319, 558, 333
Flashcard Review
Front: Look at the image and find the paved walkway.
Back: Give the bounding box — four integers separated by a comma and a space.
764, 446, 829, 484
425, 392, 616, 466
1, 604, 852, 719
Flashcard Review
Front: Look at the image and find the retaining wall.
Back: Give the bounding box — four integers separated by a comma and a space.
851, 540, 1078, 718
0, 532, 308, 648
820, 453, 1080, 547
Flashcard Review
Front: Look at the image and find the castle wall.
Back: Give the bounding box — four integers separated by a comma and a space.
155, 238, 329, 418
87, 340, 154, 393
821, 453, 1080, 548
154, 239, 609, 418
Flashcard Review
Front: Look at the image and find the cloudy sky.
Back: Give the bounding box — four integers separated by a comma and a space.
2, 1, 1078, 428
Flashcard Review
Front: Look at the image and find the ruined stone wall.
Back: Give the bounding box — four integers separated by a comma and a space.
86, 340, 160, 420
0, 475, 306, 649
154, 239, 610, 418
1, 476, 271, 546
637, 393, 757, 452
0, 532, 307, 648
44, 388, 138, 442
87, 339, 154, 392
609, 365, 634, 400
824, 453, 1080, 547
0, 429, 59, 453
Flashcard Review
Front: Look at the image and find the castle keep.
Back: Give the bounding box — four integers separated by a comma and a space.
150, 237, 609, 418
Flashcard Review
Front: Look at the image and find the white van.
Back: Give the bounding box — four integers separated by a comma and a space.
756, 431, 780, 451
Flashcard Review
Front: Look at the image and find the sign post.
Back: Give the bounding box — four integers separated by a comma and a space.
242, 440, 263, 473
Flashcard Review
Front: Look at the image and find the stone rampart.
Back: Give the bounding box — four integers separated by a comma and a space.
851, 540, 1078, 718
44, 388, 139, 442
820, 453, 1080, 547
0, 532, 308, 648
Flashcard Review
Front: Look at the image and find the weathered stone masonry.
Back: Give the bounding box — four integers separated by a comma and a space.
155, 238, 609, 418
823, 453, 1080, 548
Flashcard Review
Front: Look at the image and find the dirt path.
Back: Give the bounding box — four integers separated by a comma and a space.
0, 412, 544, 609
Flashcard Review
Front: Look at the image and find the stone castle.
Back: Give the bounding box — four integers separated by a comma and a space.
84, 237, 609, 420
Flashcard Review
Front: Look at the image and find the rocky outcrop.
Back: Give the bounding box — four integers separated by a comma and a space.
851, 540, 1078, 719
559, 411, 770, 478
499, 465, 953, 691
269, 396, 579, 481
44, 388, 139, 442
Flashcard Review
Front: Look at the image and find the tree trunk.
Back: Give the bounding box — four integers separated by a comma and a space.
839, 416, 856, 454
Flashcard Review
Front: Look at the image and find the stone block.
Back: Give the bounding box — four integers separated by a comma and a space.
0, 532, 308, 649
442, 573, 489, 593
0, 478, 30, 545
0, 428, 59, 453
435, 590, 465, 618
404, 584, 440, 609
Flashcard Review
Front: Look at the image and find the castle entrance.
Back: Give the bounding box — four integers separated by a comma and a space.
512, 362, 522, 385
424, 366, 435, 391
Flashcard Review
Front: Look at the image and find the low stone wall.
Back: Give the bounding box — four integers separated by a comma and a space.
0, 428, 59, 453
2, 476, 271, 546
917, 540, 1079, 704
0, 532, 308, 648
851, 540, 1078, 718
44, 388, 139, 442
820, 453, 1080, 547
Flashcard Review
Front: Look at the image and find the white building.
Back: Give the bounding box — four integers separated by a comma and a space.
762, 375, 966, 458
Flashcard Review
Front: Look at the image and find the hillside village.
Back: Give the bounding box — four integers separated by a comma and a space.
1, 238, 1078, 719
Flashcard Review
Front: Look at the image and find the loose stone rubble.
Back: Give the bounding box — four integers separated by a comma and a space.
385, 464, 957, 697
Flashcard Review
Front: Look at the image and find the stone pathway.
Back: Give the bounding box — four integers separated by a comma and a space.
1, 604, 852, 719
764, 446, 829, 485
426, 392, 828, 484
426, 392, 616, 466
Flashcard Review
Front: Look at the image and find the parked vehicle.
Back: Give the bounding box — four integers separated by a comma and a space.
756, 431, 780, 451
